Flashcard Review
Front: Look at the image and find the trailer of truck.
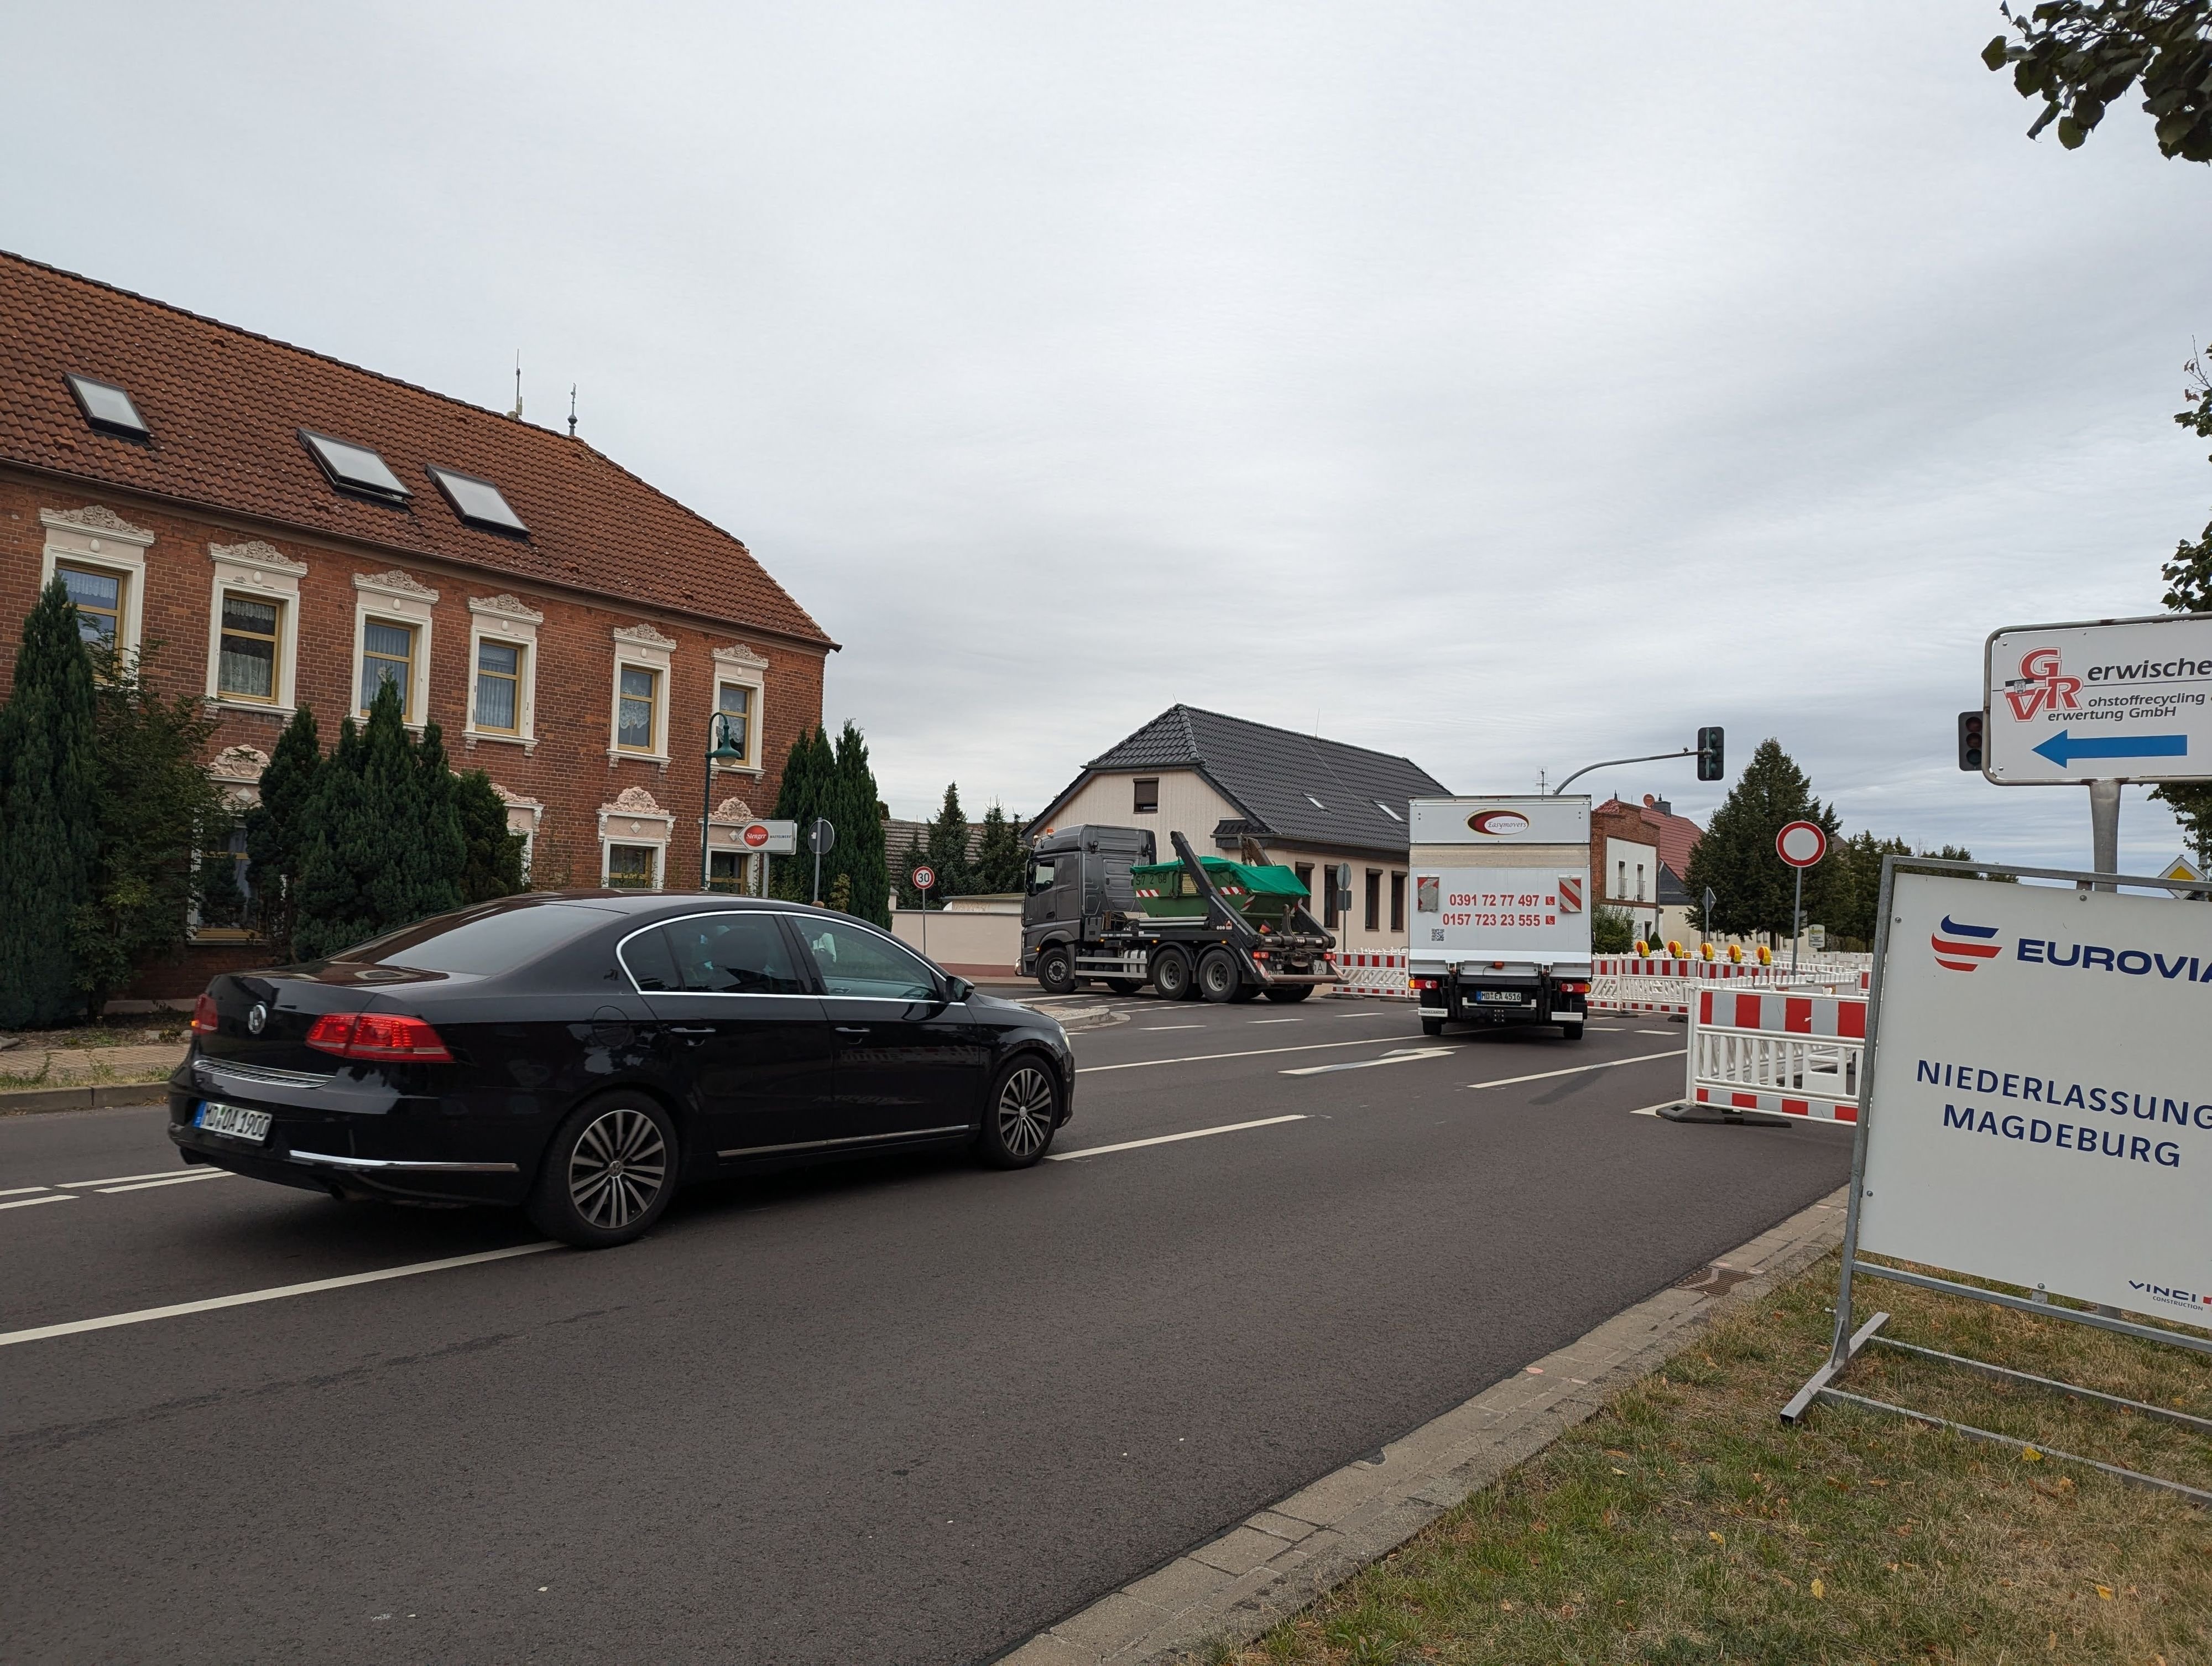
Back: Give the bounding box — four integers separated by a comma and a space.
1406, 795, 1593, 1040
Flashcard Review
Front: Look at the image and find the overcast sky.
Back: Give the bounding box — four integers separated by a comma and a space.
7, 3, 2210, 870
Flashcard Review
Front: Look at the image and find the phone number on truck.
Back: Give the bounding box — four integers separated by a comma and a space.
1441, 912, 1554, 928
1447, 893, 1548, 908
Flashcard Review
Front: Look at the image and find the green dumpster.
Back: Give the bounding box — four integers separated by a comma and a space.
1128, 856, 1311, 926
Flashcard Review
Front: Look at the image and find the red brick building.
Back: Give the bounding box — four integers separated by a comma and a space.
1591, 793, 1704, 943
0, 251, 834, 985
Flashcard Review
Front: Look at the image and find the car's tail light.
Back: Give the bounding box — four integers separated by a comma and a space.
191, 993, 220, 1034
305, 1012, 452, 1062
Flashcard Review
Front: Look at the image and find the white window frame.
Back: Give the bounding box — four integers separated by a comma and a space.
352, 569, 440, 728
608, 623, 676, 766
490, 784, 544, 881
41, 506, 153, 658
466, 593, 544, 752
598, 788, 674, 890
709, 642, 768, 779
204, 541, 306, 714
705, 793, 761, 892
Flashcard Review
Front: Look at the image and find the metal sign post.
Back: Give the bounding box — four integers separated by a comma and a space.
912, 864, 936, 956
1775, 820, 1827, 979
807, 818, 836, 905
1783, 855, 2212, 1505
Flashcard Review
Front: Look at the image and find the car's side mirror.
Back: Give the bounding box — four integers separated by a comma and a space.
945, 976, 974, 1004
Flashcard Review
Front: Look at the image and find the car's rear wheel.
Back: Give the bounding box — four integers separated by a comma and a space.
1035, 944, 1077, 996
977, 1058, 1061, 1168
1150, 946, 1194, 1001
1263, 984, 1314, 1003
1198, 948, 1241, 1003
528, 1095, 678, 1248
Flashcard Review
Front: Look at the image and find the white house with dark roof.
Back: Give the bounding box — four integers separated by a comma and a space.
1028, 705, 1451, 955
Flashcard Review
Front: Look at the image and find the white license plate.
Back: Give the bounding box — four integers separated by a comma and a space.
195, 1101, 272, 1144
1473, 991, 1525, 1004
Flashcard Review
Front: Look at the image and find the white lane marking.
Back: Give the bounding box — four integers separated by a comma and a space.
1281, 1048, 1453, 1076
1046, 1115, 1306, 1160
60, 1168, 205, 1188
1248, 1018, 1302, 1025
1468, 1050, 1685, 1090
0, 1242, 560, 1350
1629, 1102, 1671, 1117
1079, 1037, 1417, 1074
1635, 1028, 1678, 1036
96, 1172, 232, 1194
0, 1185, 54, 1198
1138, 1025, 1203, 1033
0, 1194, 77, 1212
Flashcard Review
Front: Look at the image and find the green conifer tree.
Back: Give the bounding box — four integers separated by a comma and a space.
832, 721, 890, 925
455, 769, 526, 903
244, 705, 321, 955
0, 579, 99, 1025
293, 711, 377, 960
972, 804, 1026, 894
924, 783, 973, 898
1683, 739, 1841, 939
399, 718, 467, 921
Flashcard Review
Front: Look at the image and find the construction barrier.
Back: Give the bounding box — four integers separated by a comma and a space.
1330, 949, 1413, 998
1590, 956, 1869, 1016
1685, 987, 1867, 1121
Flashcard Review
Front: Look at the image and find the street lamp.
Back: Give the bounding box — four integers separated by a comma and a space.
700, 710, 744, 891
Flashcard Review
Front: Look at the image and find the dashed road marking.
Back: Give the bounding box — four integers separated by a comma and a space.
1078, 1037, 1418, 1074
1046, 1115, 1306, 1161
1468, 1050, 1685, 1090
1281, 1048, 1453, 1076
0, 1194, 77, 1212
96, 1172, 231, 1194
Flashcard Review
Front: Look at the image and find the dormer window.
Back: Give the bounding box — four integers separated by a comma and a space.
66, 374, 148, 438
299, 429, 410, 501
427, 466, 528, 534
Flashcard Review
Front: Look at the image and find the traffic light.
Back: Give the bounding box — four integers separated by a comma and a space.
1695, 726, 1725, 782
1958, 709, 1985, 772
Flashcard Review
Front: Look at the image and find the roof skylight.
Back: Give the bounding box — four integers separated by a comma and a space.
426, 466, 528, 534
66, 374, 148, 437
1374, 800, 1404, 821
299, 429, 410, 500
1306, 794, 1327, 810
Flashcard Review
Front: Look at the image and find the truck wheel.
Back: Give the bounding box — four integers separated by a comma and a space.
1262, 985, 1313, 1004
1422, 1017, 1444, 1037
1562, 1022, 1585, 1042
1105, 979, 1141, 996
1228, 982, 1262, 1003
1150, 946, 1194, 1001
1035, 945, 1077, 996
1197, 948, 1241, 1003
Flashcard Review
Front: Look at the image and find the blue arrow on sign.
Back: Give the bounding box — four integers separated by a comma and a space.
2031, 730, 2189, 768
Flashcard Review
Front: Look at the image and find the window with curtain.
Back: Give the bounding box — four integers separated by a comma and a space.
58, 563, 123, 645
617, 666, 658, 751
217, 595, 280, 701
360, 619, 415, 717
606, 844, 657, 888
476, 638, 522, 733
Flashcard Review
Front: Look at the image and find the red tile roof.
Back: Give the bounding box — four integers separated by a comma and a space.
1595, 794, 1703, 878
0, 249, 833, 647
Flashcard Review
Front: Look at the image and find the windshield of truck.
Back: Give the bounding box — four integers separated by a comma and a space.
1027, 859, 1057, 894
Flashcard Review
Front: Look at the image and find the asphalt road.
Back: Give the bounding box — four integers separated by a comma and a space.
0, 993, 1849, 1665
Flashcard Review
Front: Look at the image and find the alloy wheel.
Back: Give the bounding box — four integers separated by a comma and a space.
995, 1066, 1056, 1159
568, 1106, 668, 1230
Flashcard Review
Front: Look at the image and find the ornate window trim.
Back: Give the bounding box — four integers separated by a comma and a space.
598, 787, 674, 889
491, 783, 546, 879
205, 541, 306, 715
608, 622, 676, 767
711, 642, 768, 779
351, 569, 439, 729
466, 593, 544, 752
41, 506, 154, 657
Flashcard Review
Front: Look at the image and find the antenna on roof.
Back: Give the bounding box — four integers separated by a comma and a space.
510, 351, 523, 420
567, 383, 577, 438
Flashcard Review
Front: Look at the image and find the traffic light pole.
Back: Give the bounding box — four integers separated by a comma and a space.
1551, 748, 1695, 795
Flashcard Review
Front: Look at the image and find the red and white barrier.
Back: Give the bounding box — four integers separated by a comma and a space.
1591, 956, 1869, 1016
1331, 949, 1413, 998
1685, 987, 1867, 1121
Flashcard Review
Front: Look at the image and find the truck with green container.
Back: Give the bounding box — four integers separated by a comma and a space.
1020, 827, 1338, 1002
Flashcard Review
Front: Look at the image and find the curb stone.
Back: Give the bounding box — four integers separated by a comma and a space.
998, 1186, 1850, 1666
0, 1082, 171, 1117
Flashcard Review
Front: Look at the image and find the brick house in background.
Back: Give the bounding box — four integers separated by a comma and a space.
1591, 793, 1703, 944
0, 251, 834, 991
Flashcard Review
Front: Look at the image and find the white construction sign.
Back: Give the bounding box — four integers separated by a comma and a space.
1984, 614, 2212, 784
1860, 871, 2212, 1323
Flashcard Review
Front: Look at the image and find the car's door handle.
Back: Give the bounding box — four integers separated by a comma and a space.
667, 1025, 715, 1036
834, 1025, 870, 1036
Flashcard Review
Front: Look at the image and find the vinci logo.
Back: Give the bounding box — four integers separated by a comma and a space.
2002, 647, 2082, 721
1932, 916, 2001, 972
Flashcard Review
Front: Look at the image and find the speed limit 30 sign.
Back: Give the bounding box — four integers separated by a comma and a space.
911, 865, 937, 892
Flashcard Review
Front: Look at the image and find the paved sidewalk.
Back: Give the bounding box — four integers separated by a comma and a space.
1002, 1187, 1850, 1665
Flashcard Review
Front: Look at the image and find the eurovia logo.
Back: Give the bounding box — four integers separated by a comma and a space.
1467, 811, 1530, 836
1931, 916, 2001, 972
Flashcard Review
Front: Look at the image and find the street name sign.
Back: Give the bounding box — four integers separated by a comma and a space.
1983, 614, 2212, 784
1859, 870, 2212, 1319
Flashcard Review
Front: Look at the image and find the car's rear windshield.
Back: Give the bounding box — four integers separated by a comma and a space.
331, 904, 604, 974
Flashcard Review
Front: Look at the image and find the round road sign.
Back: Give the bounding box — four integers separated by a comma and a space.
1776, 820, 1828, 868
742, 822, 770, 848
912, 865, 937, 892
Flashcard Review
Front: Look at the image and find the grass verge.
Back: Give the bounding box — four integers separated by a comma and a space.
1227, 1256, 2212, 1665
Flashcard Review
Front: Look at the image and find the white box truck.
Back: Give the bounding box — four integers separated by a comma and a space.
1407, 795, 1593, 1041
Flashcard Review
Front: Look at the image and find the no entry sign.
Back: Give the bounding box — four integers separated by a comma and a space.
1777, 821, 1827, 868
911, 865, 936, 892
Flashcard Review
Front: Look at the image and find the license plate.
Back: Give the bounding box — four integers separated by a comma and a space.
195, 1101, 272, 1144
1473, 991, 1525, 1004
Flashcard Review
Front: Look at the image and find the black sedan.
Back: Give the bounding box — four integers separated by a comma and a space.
168, 893, 1075, 1247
